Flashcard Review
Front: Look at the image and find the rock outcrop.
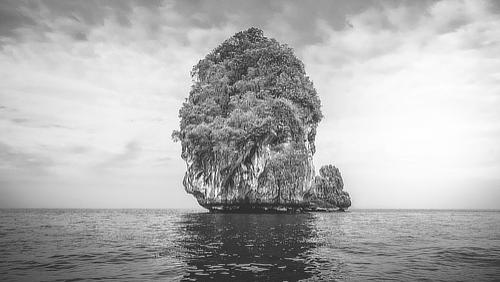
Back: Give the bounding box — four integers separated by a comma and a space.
182, 123, 317, 212
173, 28, 351, 212
304, 165, 351, 211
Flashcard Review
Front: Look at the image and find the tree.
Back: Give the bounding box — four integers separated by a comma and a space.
173, 27, 323, 181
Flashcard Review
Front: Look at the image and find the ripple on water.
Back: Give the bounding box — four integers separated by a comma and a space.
1, 209, 499, 281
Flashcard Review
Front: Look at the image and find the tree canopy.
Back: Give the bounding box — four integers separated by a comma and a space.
173, 27, 323, 169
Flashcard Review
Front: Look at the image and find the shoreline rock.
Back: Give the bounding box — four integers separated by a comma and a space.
173, 28, 351, 212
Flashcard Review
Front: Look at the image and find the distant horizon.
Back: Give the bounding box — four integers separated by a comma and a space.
2, 207, 500, 211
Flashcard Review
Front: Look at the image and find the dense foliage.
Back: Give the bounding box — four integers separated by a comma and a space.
173, 28, 323, 170
305, 165, 351, 209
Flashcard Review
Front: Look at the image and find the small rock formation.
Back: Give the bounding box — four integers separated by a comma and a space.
172, 28, 351, 212
304, 165, 351, 211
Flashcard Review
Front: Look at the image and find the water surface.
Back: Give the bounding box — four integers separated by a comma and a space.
1, 209, 499, 281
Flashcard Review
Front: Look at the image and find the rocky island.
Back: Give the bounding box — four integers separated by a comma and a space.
172, 28, 351, 212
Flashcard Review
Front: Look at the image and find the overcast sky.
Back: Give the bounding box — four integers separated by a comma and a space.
1, 0, 499, 209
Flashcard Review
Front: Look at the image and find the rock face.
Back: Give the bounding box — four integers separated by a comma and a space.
304, 165, 352, 211
173, 28, 351, 212
183, 125, 317, 212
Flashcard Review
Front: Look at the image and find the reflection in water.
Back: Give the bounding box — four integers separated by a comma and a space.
175, 213, 327, 281
4, 210, 495, 281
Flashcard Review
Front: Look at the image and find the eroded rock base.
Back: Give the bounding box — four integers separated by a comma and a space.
204, 204, 347, 213
205, 204, 308, 214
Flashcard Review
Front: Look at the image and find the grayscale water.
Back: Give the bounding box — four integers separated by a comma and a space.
1, 209, 499, 281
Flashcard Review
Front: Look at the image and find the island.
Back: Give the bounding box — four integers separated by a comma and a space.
172, 28, 351, 212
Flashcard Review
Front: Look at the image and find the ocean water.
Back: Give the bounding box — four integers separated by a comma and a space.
1, 209, 499, 281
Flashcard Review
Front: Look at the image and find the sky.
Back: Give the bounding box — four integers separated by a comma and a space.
1, 0, 499, 209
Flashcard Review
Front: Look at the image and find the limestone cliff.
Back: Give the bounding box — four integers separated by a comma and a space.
173, 28, 351, 212
183, 124, 316, 212
305, 165, 352, 211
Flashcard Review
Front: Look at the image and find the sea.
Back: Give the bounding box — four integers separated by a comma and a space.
1, 209, 499, 282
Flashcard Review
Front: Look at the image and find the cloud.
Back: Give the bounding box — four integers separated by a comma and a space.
11, 118, 29, 124
1, 0, 499, 208
172, 0, 281, 28
96, 140, 142, 169
0, 141, 53, 173
70, 145, 91, 154
0, 0, 166, 47
0, 0, 36, 42
0, 0, 403, 54
304, 0, 500, 209
0, 0, 416, 52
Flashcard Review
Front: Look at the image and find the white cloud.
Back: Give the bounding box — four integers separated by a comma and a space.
0, 1, 200, 208
1, 0, 499, 209
304, 0, 500, 209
